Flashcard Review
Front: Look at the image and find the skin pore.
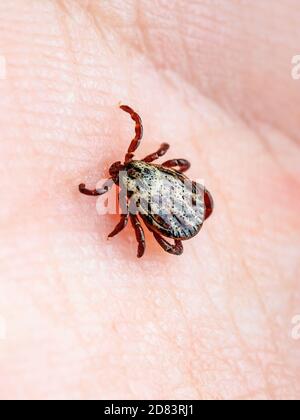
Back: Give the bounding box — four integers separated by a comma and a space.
0, 0, 299, 399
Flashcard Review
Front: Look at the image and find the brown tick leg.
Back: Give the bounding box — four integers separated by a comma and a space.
130, 215, 146, 258
108, 214, 129, 238
204, 188, 214, 220
162, 159, 191, 173
153, 232, 184, 256
143, 143, 170, 163
79, 179, 113, 196
108, 190, 129, 238
120, 105, 143, 163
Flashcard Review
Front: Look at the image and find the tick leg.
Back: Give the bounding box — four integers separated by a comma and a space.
108, 214, 129, 238
204, 188, 214, 220
120, 105, 143, 163
130, 215, 146, 258
79, 179, 113, 196
143, 143, 170, 163
162, 159, 191, 173
108, 189, 129, 238
153, 232, 184, 256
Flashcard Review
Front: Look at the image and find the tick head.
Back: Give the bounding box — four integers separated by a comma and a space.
109, 161, 124, 182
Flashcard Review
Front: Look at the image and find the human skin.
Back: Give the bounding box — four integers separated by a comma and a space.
0, 0, 300, 400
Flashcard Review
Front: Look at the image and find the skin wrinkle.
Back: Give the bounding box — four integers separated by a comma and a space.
87, 0, 300, 141
198, 236, 269, 396
144, 268, 237, 398
166, 279, 204, 398
255, 123, 300, 189
178, 230, 267, 398
0, 0, 298, 398
107, 278, 171, 398
189, 231, 272, 398
129, 281, 200, 397
188, 109, 294, 397
228, 311, 273, 398
54, 2, 86, 122
204, 220, 274, 397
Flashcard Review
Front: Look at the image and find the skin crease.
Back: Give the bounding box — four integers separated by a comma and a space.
0, 0, 299, 400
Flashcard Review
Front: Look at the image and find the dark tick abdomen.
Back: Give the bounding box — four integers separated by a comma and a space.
122, 161, 205, 240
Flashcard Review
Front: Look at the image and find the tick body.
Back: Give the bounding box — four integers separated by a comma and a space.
79, 105, 213, 258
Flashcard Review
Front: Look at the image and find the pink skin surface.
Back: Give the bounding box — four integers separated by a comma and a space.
0, 0, 300, 400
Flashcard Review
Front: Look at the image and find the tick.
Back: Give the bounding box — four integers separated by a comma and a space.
79, 105, 213, 258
